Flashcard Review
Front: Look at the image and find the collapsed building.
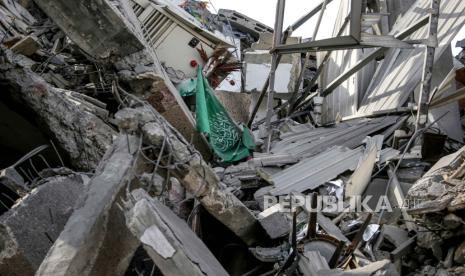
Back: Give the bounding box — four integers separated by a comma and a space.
1, 0, 465, 275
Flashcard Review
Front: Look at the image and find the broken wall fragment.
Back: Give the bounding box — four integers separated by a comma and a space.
36, 135, 141, 276
32, 0, 144, 58
125, 189, 229, 276
0, 49, 115, 171
114, 106, 263, 245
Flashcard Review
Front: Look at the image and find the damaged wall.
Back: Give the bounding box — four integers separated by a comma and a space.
320, 0, 376, 123
0, 49, 115, 171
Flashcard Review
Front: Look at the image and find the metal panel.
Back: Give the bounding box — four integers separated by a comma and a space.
428, 47, 464, 142
349, 0, 362, 40
272, 116, 399, 159
320, 0, 375, 123
292, 116, 396, 158
358, 0, 465, 114
269, 146, 363, 195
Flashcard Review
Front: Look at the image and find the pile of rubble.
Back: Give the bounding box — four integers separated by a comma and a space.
1, 0, 465, 275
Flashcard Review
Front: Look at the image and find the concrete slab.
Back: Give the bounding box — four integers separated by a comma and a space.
0, 174, 86, 276
126, 189, 228, 276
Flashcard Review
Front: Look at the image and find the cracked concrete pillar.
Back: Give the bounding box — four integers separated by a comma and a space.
115, 107, 264, 245
36, 135, 141, 276
125, 189, 228, 276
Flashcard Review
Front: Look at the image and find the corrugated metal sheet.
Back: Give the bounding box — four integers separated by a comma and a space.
358, 0, 465, 114
269, 146, 363, 196
250, 153, 298, 167
346, 136, 379, 197
271, 116, 399, 159
428, 48, 463, 142
320, 0, 376, 123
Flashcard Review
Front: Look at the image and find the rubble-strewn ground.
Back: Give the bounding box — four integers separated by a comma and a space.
2, 0, 465, 275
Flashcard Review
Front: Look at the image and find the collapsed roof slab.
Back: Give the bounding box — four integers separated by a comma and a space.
33, 0, 144, 59
218, 9, 273, 41
33, 0, 212, 159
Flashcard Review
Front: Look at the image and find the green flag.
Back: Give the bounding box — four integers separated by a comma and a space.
195, 66, 255, 162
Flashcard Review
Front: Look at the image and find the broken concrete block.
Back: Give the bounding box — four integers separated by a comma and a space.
443, 213, 464, 229
390, 236, 416, 262
126, 189, 228, 276
36, 135, 140, 276
0, 174, 85, 276
184, 164, 263, 245
117, 106, 263, 245
258, 204, 290, 239
253, 186, 273, 211
298, 251, 330, 276
0, 167, 27, 193
142, 122, 165, 146
114, 51, 212, 159
380, 225, 409, 247
0, 50, 115, 171
168, 177, 184, 204
131, 72, 212, 159
373, 225, 409, 261
10, 36, 39, 56
138, 173, 164, 194
114, 107, 154, 133
33, 0, 144, 58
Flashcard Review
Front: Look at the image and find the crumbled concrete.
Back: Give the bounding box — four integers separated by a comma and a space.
125, 189, 228, 276
36, 135, 140, 276
117, 106, 263, 245
142, 122, 165, 146
454, 240, 465, 264
33, 0, 144, 58
0, 50, 115, 171
0, 167, 27, 194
